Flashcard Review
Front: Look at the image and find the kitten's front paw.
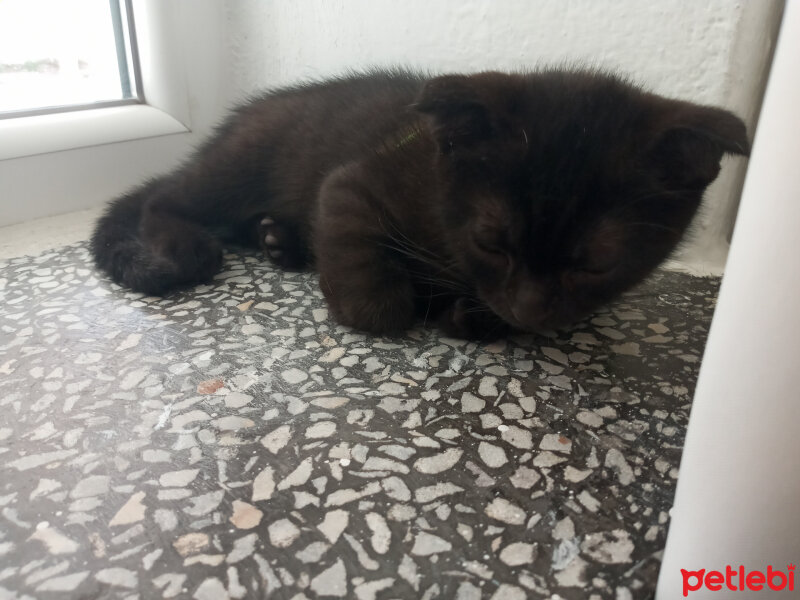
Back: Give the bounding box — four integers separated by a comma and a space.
438, 297, 510, 340
257, 217, 306, 269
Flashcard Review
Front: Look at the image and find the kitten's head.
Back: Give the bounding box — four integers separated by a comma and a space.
416, 70, 749, 332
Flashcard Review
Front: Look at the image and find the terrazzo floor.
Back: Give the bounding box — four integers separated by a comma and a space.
0, 241, 720, 600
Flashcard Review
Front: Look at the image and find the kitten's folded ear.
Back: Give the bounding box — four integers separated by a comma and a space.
649, 102, 750, 190
414, 75, 494, 152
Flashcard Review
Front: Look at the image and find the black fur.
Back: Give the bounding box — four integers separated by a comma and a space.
91, 69, 748, 337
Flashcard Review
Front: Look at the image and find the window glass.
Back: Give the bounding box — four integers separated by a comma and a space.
0, 0, 138, 116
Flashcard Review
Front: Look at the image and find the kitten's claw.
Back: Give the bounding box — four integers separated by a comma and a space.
260, 217, 274, 226
265, 233, 279, 247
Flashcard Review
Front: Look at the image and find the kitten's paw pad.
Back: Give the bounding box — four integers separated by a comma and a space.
258, 217, 289, 264
252, 215, 308, 269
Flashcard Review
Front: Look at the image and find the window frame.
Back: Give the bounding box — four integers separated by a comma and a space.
0, 0, 227, 226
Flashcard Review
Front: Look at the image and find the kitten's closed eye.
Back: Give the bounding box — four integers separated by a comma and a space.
572, 253, 620, 277
575, 264, 616, 276
472, 229, 510, 266
563, 263, 617, 291
570, 220, 626, 279
473, 235, 504, 255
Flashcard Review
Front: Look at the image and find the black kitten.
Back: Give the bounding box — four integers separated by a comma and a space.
90, 69, 748, 338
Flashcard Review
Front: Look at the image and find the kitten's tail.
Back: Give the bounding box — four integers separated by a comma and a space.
90, 184, 168, 294
90, 180, 222, 296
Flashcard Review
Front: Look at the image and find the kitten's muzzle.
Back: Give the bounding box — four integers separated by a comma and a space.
484, 279, 562, 333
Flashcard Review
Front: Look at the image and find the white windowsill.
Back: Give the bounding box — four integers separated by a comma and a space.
0, 103, 189, 161
0, 206, 102, 261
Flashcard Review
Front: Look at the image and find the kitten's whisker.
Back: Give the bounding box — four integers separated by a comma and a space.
378, 236, 442, 267
380, 216, 443, 261
462, 306, 493, 315
382, 223, 468, 287
377, 237, 469, 291
625, 222, 682, 235
378, 259, 471, 294
377, 244, 463, 284
422, 289, 433, 328
411, 275, 472, 295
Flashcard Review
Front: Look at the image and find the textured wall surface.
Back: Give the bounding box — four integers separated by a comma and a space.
224, 0, 783, 272
227, 1, 751, 102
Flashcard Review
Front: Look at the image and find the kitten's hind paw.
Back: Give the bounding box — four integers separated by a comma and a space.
256, 216, 307, 269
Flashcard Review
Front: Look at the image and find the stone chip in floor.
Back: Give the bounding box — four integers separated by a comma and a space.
0, 243, 719, 599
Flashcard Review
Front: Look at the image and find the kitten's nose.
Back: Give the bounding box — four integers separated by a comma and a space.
510, 279, 555, 331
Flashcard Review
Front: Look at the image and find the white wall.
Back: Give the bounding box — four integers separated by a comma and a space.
657, 1, 800, 594
1, 1, 781, 270
224, 0, 783, 273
